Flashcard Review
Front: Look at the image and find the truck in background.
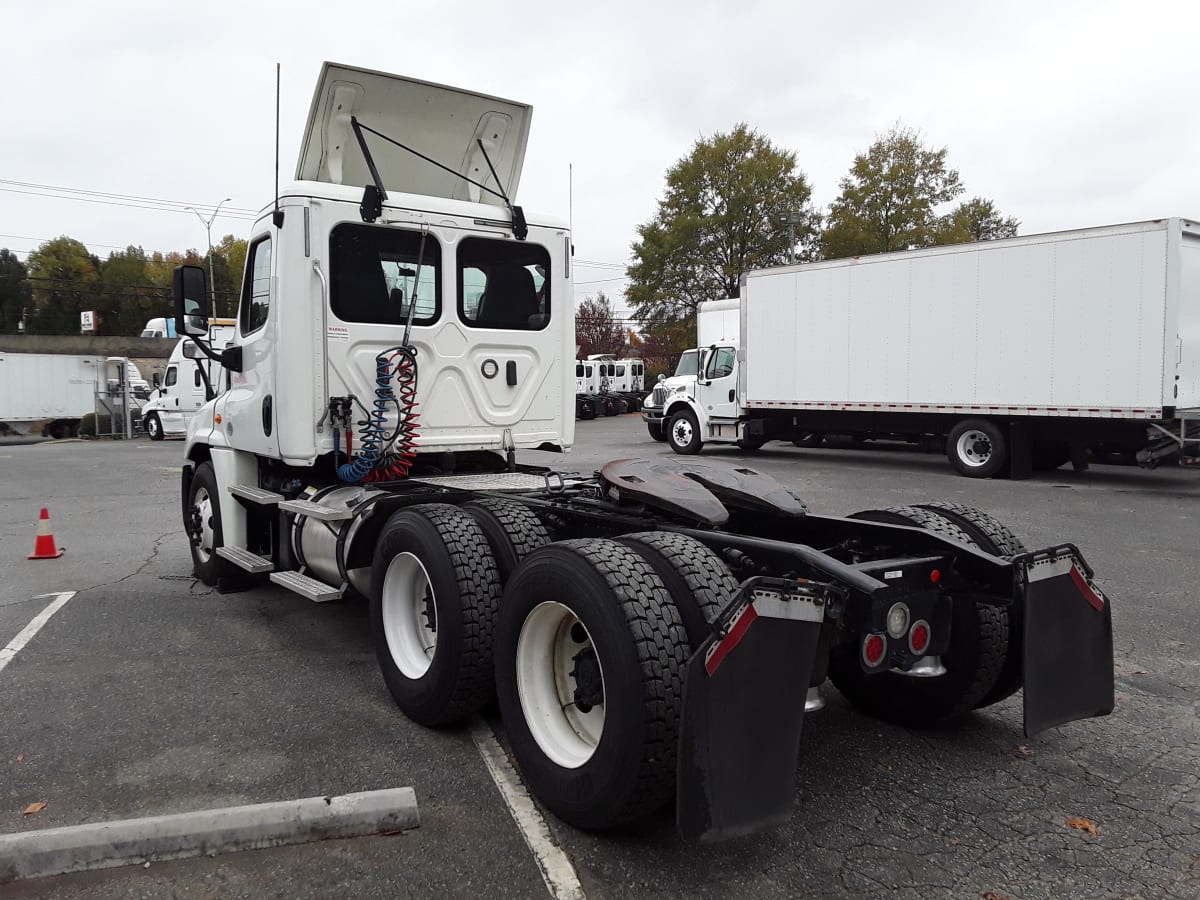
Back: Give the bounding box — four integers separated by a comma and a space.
0, 353, 144, 438
141, 321, 235, 440
658, 219, 1200, 476
642, 297, 739, 441
140, 317, 178, 339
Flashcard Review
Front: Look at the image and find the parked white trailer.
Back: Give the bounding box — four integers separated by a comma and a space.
661, 219, 1200, 475
170, 61, 1115, 843
0, 353, 103, 437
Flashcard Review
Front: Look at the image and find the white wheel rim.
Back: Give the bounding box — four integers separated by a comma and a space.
956, 430, 993, 467
382, 552, 438, 678
147, 417, 159, 437
193, 486, 214, 563
516, 601, 605, 769
672, 417, 693, 448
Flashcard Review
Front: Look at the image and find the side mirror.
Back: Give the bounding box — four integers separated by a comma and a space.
173, 265, 211, 337
152, 372, 162, 388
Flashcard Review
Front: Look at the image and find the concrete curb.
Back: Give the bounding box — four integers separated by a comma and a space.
0, 787, 419, 884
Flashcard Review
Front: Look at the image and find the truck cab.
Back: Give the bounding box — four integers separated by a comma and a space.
142, 322, 234, 440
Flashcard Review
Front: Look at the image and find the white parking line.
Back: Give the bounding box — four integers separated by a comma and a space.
0, 591, 76, 676
470, 718, 585, 900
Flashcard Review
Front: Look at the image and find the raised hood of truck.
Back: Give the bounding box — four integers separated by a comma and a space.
296, 62, 532, 204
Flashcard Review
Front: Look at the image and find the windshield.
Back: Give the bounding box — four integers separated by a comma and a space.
673, 350, 700, 378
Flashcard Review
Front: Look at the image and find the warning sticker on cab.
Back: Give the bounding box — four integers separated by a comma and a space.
327, 326, 349, 343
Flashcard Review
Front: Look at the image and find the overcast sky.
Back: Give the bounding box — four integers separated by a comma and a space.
3, 0, 1197, 321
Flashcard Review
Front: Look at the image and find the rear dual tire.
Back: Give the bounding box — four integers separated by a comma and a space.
496, 540, 690, 830
829, 505, 1013, 726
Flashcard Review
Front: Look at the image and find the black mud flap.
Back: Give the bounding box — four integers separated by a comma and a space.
1017, 545, 1114, 737
676, 580, 825, 842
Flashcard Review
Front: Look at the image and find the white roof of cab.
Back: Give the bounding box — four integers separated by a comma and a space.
296, 62, 532, 204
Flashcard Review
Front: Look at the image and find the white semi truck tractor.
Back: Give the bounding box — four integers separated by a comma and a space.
175, 62, 1116, 841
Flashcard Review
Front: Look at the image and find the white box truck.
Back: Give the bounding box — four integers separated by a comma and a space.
642, 297, 739, 441
0, 353, 104, 437
168, 61, 1115, 841
659, 219, 1200, 476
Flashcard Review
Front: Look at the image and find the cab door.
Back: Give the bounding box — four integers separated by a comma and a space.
216, 230, 279, 458
158, 365, 183, 433
699, 345, 739, 419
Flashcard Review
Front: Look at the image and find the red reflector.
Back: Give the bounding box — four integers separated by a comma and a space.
929, 569, 941, 584
863, 634, 886, 666
909, 621, 930, 655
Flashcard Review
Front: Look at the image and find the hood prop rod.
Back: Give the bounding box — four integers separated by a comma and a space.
350, 118, 527, 239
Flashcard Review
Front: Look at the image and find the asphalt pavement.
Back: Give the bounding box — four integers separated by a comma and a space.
1, 421, 1197, 898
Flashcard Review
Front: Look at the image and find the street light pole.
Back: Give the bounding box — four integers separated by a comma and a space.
186, 198, 232, 307
780, 211, 804, 266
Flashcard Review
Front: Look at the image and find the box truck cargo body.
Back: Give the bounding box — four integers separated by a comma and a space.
659, 219, 1200, 475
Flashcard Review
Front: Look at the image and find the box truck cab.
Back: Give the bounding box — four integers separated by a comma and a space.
141, 317, 177, 339
642, 298, 739, 441
142, 321, 234, 440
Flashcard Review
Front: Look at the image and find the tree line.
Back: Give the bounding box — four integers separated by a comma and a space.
622, 124, 1019, 361
0, 236, 245, 335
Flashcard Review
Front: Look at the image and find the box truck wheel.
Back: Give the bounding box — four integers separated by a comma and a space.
667, 409, 702, 454
792, 433, 824, 448
646, 421, 667, 442
828, 505, 1008, 726
464, 498, 550, 584
616, 531, 736, 649
915, 501, 1028, 708
369, 504, 502, 726
144, 413, 164, 441
495, 540, 688, 830
186, 461, 234, 586
737, 434, 767, 451
947, 419, 1007, 477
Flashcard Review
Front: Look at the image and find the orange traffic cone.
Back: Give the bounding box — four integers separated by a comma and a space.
27, 508, 65, 560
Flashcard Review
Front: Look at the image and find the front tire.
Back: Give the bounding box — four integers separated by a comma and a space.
145, 413, 164, 441
646, 421, 667, 442
667, 409, 702, 455
829, 505, 1008, 726
496, 540, 689, 830
370, 504, 502, 726
947, 419, 1007, 478
186, 461, 232, 586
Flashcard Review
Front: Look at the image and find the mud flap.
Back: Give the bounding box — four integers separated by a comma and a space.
1018, 546, 1114, 737
676, 581, 825, 842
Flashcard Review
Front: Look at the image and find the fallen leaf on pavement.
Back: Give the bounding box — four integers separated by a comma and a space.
1066, 816, 1099, 835
949, 837, 961, 845
23, 802, 46, 815
1011, 744, 1034, 758
981, 892, 1011, 900
16, 754, 24, 762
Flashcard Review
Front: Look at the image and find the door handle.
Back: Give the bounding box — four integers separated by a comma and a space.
506, 361, 517, 386
262, 394, 273, 437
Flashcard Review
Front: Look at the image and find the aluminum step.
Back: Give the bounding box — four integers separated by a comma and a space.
216, 546, 274, 574
270, 571, 344, 603
277, 498, 354, 521
228, 484, 283, 506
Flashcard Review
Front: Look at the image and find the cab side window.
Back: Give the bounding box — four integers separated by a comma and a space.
706, 347, 736, 379
240, 236, 273, 335
164, 366, 178, 387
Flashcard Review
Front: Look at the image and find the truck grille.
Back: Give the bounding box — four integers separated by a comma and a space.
652, 385, 668, 406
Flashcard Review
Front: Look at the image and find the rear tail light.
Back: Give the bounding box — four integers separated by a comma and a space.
862, 633, 887, 667
909, 620, 931, 655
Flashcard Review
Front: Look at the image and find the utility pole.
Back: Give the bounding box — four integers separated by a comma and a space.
780, 211, 804, 265
186, 198, 232, 306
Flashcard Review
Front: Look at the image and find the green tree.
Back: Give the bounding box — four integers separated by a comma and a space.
0, 249, 32, 334
25, 237, 101, 334
100, 246, 166, 335
821, 125, 964, 259
626, 124, 819, 338
935, 197, 1020, 244
215, 234, 248, 293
